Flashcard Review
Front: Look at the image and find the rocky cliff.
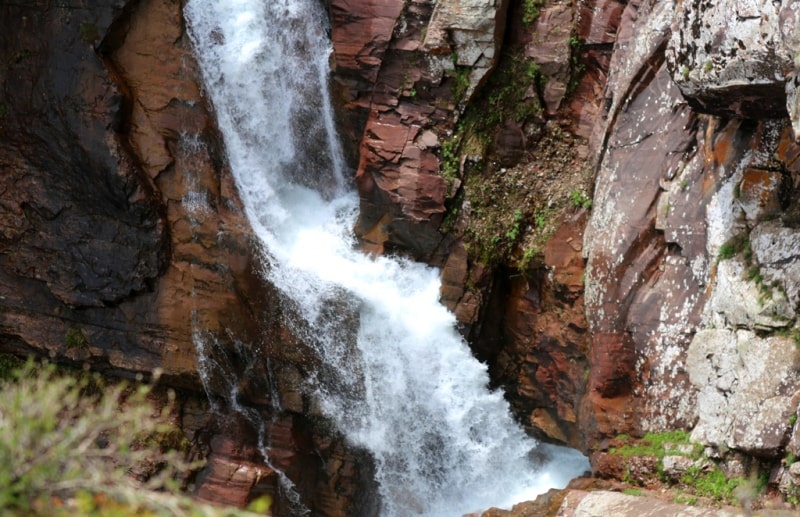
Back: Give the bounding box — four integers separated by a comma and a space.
330, 0, 800, 510
3, 0, 800, 514
0, 1, 373, 515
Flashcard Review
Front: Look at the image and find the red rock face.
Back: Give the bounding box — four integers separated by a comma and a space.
0, 0, 373, 514
339, 0, 454, 260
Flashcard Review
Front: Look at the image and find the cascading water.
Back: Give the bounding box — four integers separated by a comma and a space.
184, 1, 589, 515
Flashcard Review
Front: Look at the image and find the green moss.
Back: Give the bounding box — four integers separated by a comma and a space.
569, 189, 592, 209
717, 233, 748, 261
66, 325, 88, 349
522, 0, 546, 25
681, 466, 741, 503
79, 22, 100, 45
610, 430, 699, 460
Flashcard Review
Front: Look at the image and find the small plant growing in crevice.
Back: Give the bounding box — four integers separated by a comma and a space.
66, 325, 88, 349
79, 22, 100, 45
717, 233, 748, 261
439, 135, 461, 188
680, 465, 742, 504
567, 35, 586, 94
505, 209, 525, 242
522, 0, 546, 25
569, 189, 592, 209
450, 60, 471, 103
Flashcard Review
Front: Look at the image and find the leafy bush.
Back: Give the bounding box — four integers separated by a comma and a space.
0, 359, 211, 515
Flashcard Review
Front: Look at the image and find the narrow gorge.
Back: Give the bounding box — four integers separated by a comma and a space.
1, 0, 800, 515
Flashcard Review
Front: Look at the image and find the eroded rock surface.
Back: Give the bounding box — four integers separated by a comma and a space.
0, 1, 375, 514
666, 0, 795, 118
582, 0, 800, 457
687, 329, 800, 457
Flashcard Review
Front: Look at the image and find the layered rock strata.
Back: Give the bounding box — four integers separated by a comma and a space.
0, 0, 373, 514
5, 0, 800, 513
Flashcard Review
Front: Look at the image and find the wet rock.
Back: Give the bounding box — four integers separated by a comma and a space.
195, 435, 276, 508
0, 1, 376, 514
489, 215, 589, 447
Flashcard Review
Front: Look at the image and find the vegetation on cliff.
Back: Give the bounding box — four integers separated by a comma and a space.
440, 44, 592, 272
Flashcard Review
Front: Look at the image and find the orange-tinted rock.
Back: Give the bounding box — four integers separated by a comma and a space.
195, 435, 276, 508
738, 168, 783, 222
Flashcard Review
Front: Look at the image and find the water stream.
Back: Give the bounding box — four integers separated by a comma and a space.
184, 0, 589, 515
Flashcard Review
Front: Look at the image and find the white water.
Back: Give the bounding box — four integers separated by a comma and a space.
184, 0, 589, 515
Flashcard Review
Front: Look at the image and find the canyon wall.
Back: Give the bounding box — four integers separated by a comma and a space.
330, 0, 800, 496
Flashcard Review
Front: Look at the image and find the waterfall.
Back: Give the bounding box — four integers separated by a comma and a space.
184, 0, 589, 515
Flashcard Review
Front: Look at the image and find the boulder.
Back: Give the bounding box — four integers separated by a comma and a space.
687, 329, 800, 457
422, 0, 509, 104
666, 0, 795, 118
557, 490, 745, 516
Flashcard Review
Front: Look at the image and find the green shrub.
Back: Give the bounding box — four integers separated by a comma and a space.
0, 360, 208, 514
717, 233, 749, 261
65, 325, 88, 349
